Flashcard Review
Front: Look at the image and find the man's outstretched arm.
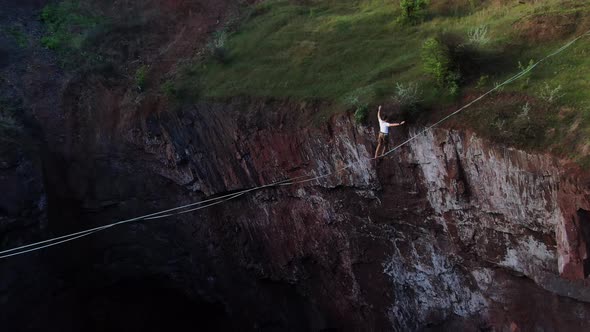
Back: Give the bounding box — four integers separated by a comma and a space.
377, 105, 383, 121
388, 121, 406, 127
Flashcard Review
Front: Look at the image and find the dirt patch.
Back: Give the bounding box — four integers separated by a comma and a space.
515, 11, 590, 43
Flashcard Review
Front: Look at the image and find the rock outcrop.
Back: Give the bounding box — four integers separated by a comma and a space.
4, 0, 590, 331
100, 100, 590, 331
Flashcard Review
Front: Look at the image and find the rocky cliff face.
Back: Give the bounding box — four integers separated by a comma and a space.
5, 93, 590, 330
91, 99, 590, 331
4, 1, 590, 331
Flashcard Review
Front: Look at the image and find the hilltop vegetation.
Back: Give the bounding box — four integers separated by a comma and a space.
39, 0, 590, 164
191, 0, 590, 163
194, 0, 589, 103
40, 0, 106, 68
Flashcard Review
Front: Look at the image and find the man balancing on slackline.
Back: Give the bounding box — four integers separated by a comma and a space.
374, 105, 405, 159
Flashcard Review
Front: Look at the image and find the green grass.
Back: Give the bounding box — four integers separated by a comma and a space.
2, 25, 28, 48
135, 65, 148, 91
193, 0, 588, 102
40, 0, 106, 67
200, 0, 428, 102
170, 0, 590, 162
191, 0, 590, 117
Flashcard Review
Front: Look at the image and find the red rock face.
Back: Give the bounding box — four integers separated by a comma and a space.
107, 99, 590, 330
5, 0, 590, 330
556, 177, 590, 281
9, 62, 590, 331
22, 91, 590, 330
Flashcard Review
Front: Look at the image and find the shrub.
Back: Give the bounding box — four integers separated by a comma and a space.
467, 25, 490, 46
519, 102, 531, 119
4, 26, 28, 48
421, 36, 461, 96
208, 30, 230, 64
539, 83, 563, 103
41, 2, 99, 50
345, 95, 369, 124
517, 59, 535, 88
40, 1, 105, 68
391, 83, 423, 119
41, 35, 59, 49
445, 71, 461, 96
399, 0, 429, 25
135, 65, 148, 91
421, 37, 451, 84
476, 75, 489, 88
162, 80, 176, 98
392, 82, 422, 111
354, 104, 369, 124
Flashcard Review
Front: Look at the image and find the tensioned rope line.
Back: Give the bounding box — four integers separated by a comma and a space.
1, 29, 589, 260
0, 170, 330, 259
0, 182, 289, 257
0, 192, 248, 259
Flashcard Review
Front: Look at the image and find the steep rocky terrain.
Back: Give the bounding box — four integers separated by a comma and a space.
4, 0, 590, 331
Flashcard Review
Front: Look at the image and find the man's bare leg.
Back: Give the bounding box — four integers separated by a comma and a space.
382, 142, 389, 157
375, 142, 383, 159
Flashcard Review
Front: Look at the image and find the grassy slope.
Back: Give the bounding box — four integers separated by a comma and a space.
186, 0, 590, 163
202, 0, 436, 101
39, 0, 107, 69
35, 0, 590, 163
199, 0, 588, 101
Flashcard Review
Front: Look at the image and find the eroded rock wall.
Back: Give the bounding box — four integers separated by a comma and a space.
5, 93, 590, 331
4, 0, 590, 330
115, 100, 590, 330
